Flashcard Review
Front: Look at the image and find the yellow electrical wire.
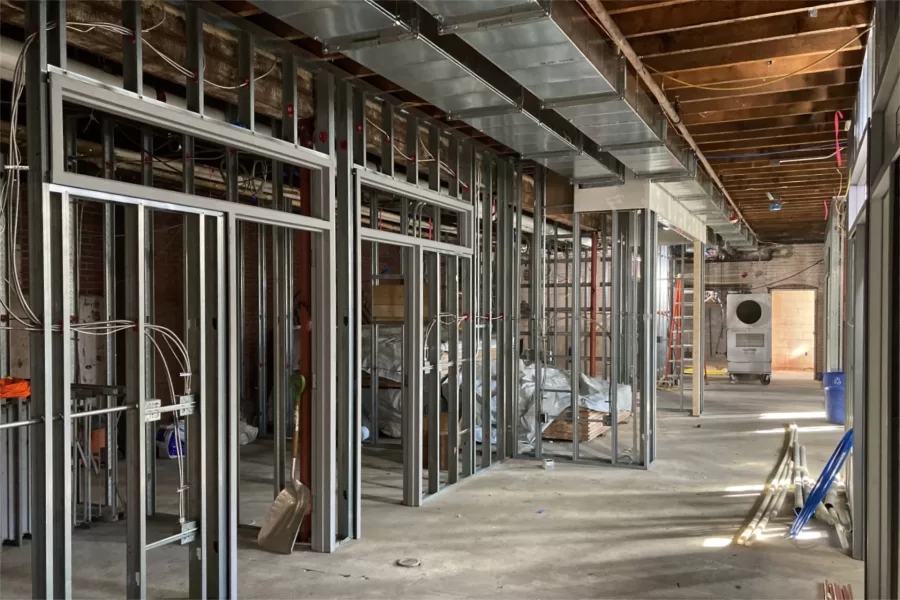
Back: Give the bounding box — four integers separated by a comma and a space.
838, 165, 852, 199
647, 26, 872, 92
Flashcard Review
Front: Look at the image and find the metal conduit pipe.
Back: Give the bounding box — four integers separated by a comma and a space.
579, 0, 755, 240
800, 445, 835, 525
750, 451, 794, 546
738, 424, 796, 546
793, 438, 804, 514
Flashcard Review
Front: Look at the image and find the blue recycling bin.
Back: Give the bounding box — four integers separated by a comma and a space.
823, 371, 845, 425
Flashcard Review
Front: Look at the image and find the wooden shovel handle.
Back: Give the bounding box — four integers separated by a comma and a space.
292, 401, 301, 460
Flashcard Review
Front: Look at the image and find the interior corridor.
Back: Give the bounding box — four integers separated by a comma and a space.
0, 377, 858, 599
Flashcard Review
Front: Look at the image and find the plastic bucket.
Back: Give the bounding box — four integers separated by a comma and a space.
823, 371, 845, 425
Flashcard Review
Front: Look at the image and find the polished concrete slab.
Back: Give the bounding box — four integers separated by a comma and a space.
0, 374, 861, 598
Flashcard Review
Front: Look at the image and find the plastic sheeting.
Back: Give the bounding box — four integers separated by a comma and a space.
361, 329, 632, 448
517, 363, 633, 447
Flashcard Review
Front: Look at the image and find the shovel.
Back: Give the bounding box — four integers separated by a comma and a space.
258, 375, 310, 554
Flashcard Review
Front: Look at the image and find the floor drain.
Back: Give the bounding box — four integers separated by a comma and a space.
396, 558, 421, 568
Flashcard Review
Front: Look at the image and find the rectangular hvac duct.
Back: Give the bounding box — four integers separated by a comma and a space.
249, 0, 621, 184
415, 0, 692, 176
574, 175, 707, 243
652, 161, 757, 251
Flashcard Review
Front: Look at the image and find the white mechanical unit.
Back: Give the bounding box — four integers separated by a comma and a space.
726, 293, 773, 384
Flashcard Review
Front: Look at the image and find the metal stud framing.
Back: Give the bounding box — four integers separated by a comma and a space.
12, 2, 339, 595
7, 0, 683, 593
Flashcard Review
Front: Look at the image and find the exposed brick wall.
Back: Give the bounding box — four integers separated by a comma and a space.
77, 202, 105, 297
704, 244, 826, 374
151, 211, 185, 399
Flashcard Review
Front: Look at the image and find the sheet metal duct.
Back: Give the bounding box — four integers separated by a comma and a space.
652, 162, 757, 251
250, 0, 622, 185
415, 0, 691, 176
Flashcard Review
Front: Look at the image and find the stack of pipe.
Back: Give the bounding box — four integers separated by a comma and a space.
794, 430, 854, 549
738, 424, 853, 549
738, 424, 797, 546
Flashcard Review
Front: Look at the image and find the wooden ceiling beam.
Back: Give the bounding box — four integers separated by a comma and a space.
682, 97, 854, 125
699, 130, 846, 149
718, 165, 848, 177
603, 0, 697, 15
700, 133, 846, 152
730, 181, 843, 193
653, 49, 863, 88
694, 122, 847, 142
631, 4, 871, 57
722, 171, 844, 183
710, 149, 847, 168
731, 191, 841, 201
688, 111, 852, 135
724, 176, 844, 187
670, 67, 862, 103
644, 29, 865, 73
679, 83, 857, 114
615, 0, 866, 37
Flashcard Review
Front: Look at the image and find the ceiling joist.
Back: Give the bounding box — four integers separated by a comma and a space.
644, 28, 865, 73
616, 0, 867, 37
631, 3, 871, 57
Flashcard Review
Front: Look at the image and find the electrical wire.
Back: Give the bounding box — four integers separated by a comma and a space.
705, 144, 846, 160
750, 259, 824, 291
364, 118, 469, 190
646, 27, 873, 92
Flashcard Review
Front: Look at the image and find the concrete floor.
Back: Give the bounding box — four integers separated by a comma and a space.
0, 372, 862, 598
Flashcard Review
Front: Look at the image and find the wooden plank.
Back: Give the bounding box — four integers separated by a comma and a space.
721, 170, 845, 184
616, 0, 867, 37
543, 409, 632, 442
726, 178, 844, 190
688, 111, 853, 136
730, 182, 845, 194
702, 133, 846, 153
718, 163, 849, 176
731, 191, 841, 202
682, 97, 854, 125
699, 132, 847, 151
371, 284, 431, 322
653, 49, 863, 88
679, 84, 857, 114
631, 4, 871, 57
694, 121, 848, 142
712, 153, 845, 170
671, 68, 862, 103
604, 0, 696, 15
644, 29, 865, 73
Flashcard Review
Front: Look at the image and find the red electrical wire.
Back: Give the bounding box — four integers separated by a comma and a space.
834, 110, 844, 167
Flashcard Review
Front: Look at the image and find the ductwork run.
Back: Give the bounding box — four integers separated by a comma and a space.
250, 0, 622, 185
416, 0, 691, 176
652, 164, 758, 251
248, 0, 756, 250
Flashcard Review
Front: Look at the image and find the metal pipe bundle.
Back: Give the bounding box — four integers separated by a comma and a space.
738, 424, 796, 546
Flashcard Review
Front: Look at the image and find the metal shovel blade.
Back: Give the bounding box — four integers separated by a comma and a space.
257, 480, 311, 554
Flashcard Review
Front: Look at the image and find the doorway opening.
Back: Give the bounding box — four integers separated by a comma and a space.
771, 289, 816, 375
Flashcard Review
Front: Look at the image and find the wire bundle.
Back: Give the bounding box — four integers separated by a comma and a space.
2, 32, 196, 522
790, 428, 853, 538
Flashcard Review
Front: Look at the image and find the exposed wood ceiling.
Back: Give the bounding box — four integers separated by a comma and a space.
217, 0, 872, 245
599, 0, 873, 243
214, 0, 873, 244
19, 0, 868, 245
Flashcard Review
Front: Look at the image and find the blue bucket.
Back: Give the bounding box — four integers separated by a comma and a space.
823, 371, 845, 425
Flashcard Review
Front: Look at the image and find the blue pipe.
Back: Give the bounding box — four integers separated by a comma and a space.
790, 428, 853, 537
